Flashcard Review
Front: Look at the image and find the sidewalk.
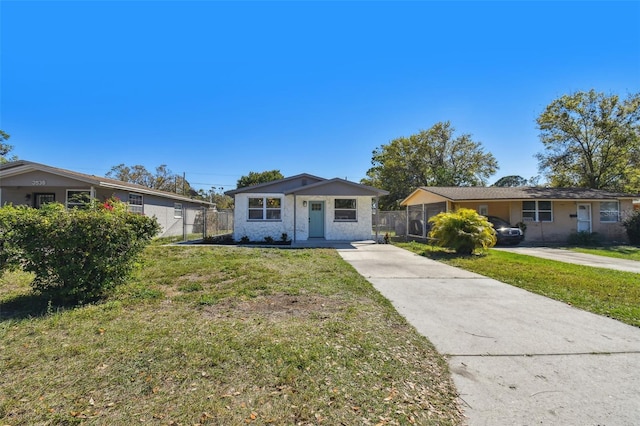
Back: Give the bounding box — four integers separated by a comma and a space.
338, 243, 640, 425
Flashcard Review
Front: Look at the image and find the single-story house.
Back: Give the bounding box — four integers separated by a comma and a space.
400, 186, 639, 243
225, 174, 389, 243
0, 160, 213, 238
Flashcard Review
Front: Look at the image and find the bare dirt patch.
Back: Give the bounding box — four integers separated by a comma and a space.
203, 293, 346, 319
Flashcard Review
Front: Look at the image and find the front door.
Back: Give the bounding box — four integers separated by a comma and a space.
577, 203, 592, 233
308, 201, 325, 238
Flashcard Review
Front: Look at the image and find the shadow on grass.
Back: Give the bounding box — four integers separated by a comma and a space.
0, 293, 77, 321
400, 242, 488, 261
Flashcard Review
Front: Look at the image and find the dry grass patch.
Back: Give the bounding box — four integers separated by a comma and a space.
1, 246, 462, 425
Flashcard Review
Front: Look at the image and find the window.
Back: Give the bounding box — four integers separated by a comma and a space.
600, 201, 619, 223
522, 200, 553, 222
478, 205, 488, 216
335, 199, 357, 221
66, 190, 91, 209
128, 193, 144, 214
248, 197, 281, 220
174, 203, 183, 218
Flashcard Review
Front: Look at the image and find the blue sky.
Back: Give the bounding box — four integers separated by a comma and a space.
1, 1, 639, 193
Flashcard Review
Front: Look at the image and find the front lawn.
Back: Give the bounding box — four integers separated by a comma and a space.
569, 245, 640, 261
398, 242, 640, 328
0, 246, 462, 425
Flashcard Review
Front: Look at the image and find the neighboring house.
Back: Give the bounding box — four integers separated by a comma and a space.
225, 174, 389, 243
0, 160, 213, 238
401, 186, 639, 243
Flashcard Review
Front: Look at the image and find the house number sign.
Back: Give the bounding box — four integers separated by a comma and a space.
32, 180, 46, 186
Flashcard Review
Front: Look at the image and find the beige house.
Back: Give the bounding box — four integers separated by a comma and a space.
400, 187, 638, 243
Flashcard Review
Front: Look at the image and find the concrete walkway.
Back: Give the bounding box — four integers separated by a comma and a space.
337, 243, 640, 425
493, 246, 640, 274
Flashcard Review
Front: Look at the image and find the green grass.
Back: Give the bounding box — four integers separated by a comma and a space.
398, 242, 640, 328
569, 245, 640, 261
0, 246, 461, 425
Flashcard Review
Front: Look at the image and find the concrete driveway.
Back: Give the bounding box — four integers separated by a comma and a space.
338, 243, 640, 425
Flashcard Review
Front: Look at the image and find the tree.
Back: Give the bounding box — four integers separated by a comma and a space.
535, 90, 640, 191
363, 121, 498, 209
0, 130, 17, 164
493, 175, 529, 187
107, 163, 195, 195
236, 170, 284, 189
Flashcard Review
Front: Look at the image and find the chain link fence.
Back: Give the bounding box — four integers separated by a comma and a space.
181, 207, 234, 241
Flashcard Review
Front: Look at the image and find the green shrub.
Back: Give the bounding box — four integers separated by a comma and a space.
567, 231, 602, 246
623, 210, 640, 246
0, 206, 21, 271
0, 199, 160, 303
428, 208, 497, 255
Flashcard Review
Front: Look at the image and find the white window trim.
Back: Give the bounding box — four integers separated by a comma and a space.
599, 201, 620, 223
522, 200, 553, 222
334, 198, 358, 222
174, 203, 183, 218
247, 196, 282, 221
66, 189, 93, 209
128, 193, 144, 214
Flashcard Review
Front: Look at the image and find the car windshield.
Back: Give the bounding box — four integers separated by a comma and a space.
489, 217, 512, 228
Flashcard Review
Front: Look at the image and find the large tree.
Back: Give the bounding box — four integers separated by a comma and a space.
0, 130, 16, 164
363, 121, 498, 209
107, 164, 196, 196
236, 170, 284, 189
493, 175, 530, 187
536, 90, 640, 191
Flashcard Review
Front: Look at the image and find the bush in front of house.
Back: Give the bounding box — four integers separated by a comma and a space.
623, 209, 640, 245
428, 208, 497, 255
567, 231, 602, 246
0, 199, 160, 303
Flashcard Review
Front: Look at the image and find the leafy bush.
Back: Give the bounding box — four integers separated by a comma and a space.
428, 208, 496, 255
567, 231, 602, 246
623, 209, 640, 245
0, 199, 160, 303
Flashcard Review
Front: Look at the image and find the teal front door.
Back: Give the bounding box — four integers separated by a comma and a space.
308, 201, 325, 238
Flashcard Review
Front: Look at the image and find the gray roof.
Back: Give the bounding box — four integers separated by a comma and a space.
225, 173, 389, 197
411, 186, 639, 201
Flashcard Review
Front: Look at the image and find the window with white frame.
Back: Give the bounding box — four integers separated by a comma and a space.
599, 201, 619, 222
335, 199, 357, 221
248, 197, 281, 220
128, 193, 144, 214
174, 203, 183, 218
66, 190, 92, 209
522, 200, 553, 222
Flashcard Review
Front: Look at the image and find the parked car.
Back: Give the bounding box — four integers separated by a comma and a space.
487, 216, 524, 245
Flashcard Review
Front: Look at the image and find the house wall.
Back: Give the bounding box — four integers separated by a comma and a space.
407, 197, 632, 244
0, 171, 204, 238
295, 195, 374, 241
232, 193, 292, 241
232, 193, 374, 242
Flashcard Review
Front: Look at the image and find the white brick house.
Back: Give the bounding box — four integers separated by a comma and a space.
225, 174, 389, 243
